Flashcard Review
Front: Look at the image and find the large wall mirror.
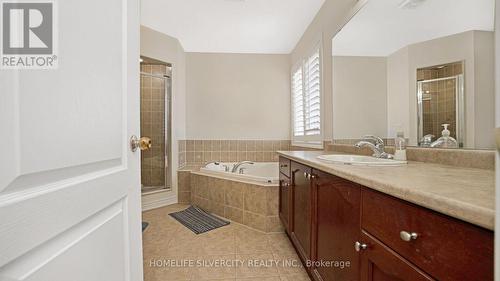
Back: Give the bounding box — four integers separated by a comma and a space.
331, 0, 495, 149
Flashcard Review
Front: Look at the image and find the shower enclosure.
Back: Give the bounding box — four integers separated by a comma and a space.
417, 62, 465, 147
140, 57, 172, 193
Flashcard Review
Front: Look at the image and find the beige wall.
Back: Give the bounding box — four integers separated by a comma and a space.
291, 0, 367, 141
387, 47, 411, 139
473, 31, 495, 149
185, 53, 290, 139
332, 56, 388, 139
494, 0, 499, 278
387, 30, 495, 149
140, 25, 186, 193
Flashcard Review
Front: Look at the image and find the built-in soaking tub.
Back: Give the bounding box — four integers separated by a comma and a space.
187, 161, 282, 232
199, 162, 279, 185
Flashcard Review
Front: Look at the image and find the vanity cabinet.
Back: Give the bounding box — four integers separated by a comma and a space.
290, 161, 313, 262
361, 188, 494, 281
359, 230, 434, 281
312, 170, 361, 281
279, 156, 494, 281
279, 171, 291, 233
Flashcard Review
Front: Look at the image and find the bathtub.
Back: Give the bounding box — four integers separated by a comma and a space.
198, 162, 279, 185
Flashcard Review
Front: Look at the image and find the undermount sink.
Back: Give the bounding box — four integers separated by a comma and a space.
317, 154, 407, 166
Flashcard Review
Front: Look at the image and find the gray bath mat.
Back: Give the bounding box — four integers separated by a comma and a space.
169, 205, 230, 234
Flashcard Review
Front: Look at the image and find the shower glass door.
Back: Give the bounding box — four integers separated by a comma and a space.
417, 74, 464, 147
140, 61, 172, 193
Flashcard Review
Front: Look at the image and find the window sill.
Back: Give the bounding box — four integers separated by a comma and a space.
291, 141, 324, 150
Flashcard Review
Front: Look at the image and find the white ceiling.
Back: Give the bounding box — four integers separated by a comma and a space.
141, 0, 325, 54
332, 0, 495, 56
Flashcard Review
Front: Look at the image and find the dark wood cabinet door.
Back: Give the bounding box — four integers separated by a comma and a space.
279, 173, 291, 233
361, 188, 494, 281
360, 231, 435, 281
290, 161, 312, 263
312, 170, 361, 281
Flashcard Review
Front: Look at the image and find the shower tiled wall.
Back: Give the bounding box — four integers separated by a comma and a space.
417, 62, 463, 140
141, 64, 166, 187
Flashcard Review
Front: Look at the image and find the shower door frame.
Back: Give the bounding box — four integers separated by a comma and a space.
140, 71, 172, 192
417, 74, 465, 147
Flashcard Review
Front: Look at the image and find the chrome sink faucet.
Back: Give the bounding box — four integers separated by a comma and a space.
232, 161, 254, 173
354, 135, 394, 159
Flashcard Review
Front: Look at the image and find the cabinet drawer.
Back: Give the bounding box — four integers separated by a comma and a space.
279, 157, 290, 177
361, 188, 493, 281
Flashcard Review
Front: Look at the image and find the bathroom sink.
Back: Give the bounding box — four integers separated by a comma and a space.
317, 154, 407, 166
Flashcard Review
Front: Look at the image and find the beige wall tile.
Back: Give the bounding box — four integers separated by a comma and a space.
224, 206, 244, 224
211, 140, 221, 151
221, 140, 230, 152
203, 140, 211, 151
244, 185, 268, 215
209, 201, 225, 217
255, 152, 264, 162
208, 178, 225, 204
237, 151, 247, 161
220, 152, 230, 162
246, 140, 256, 151
194, 151, 203, 163
266, 216, 284, 233
255, 140, 264, 151
225, 181, 244, 208
243, 211, 267, 232
187, 140, 195, 151
229, 140, 238, 151
263, 141, 273, 151
237, 140, 247, 151
178, 170, 191, 192
195, 140, 203, 151
229, 152, 238, 162
266, 186, 279, 216
178, 191, 191, 204
211, 151, 221, 162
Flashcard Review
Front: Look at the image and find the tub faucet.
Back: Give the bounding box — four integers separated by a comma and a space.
354, 135, 393, 159
232, 161, 254, 173
204, 161, 220, 167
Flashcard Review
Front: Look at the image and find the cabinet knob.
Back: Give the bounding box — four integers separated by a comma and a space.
400, 231, 418, 242
354, 241, 367, 252
304, 172, 309, 179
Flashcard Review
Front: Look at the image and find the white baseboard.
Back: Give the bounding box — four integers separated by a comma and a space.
141, 190, 177, 211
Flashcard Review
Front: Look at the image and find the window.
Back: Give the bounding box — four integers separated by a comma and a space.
291, 44, 322, 148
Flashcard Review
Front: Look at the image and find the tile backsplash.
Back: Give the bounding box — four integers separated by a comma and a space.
178, 140, 293, 166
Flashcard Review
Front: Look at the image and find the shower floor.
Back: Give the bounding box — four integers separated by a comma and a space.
141, 185, 170, 193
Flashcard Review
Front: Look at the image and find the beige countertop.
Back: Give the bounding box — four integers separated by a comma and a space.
277, 151, 495, 230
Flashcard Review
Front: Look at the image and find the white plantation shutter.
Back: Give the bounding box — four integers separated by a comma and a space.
291, 44, 323, 148
292, 67, 304, 136
304, 49, 321, 136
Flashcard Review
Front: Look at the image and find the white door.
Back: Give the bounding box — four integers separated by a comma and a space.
0, 0, 143, 280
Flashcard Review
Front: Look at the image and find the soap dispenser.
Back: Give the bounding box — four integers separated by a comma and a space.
430, 124, 458, 148
394, 131, 407, 161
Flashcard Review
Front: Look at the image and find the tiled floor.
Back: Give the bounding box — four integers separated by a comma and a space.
142, 204, 311, 281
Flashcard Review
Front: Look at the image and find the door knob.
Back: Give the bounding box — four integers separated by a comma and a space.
130, 135, 152, 152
